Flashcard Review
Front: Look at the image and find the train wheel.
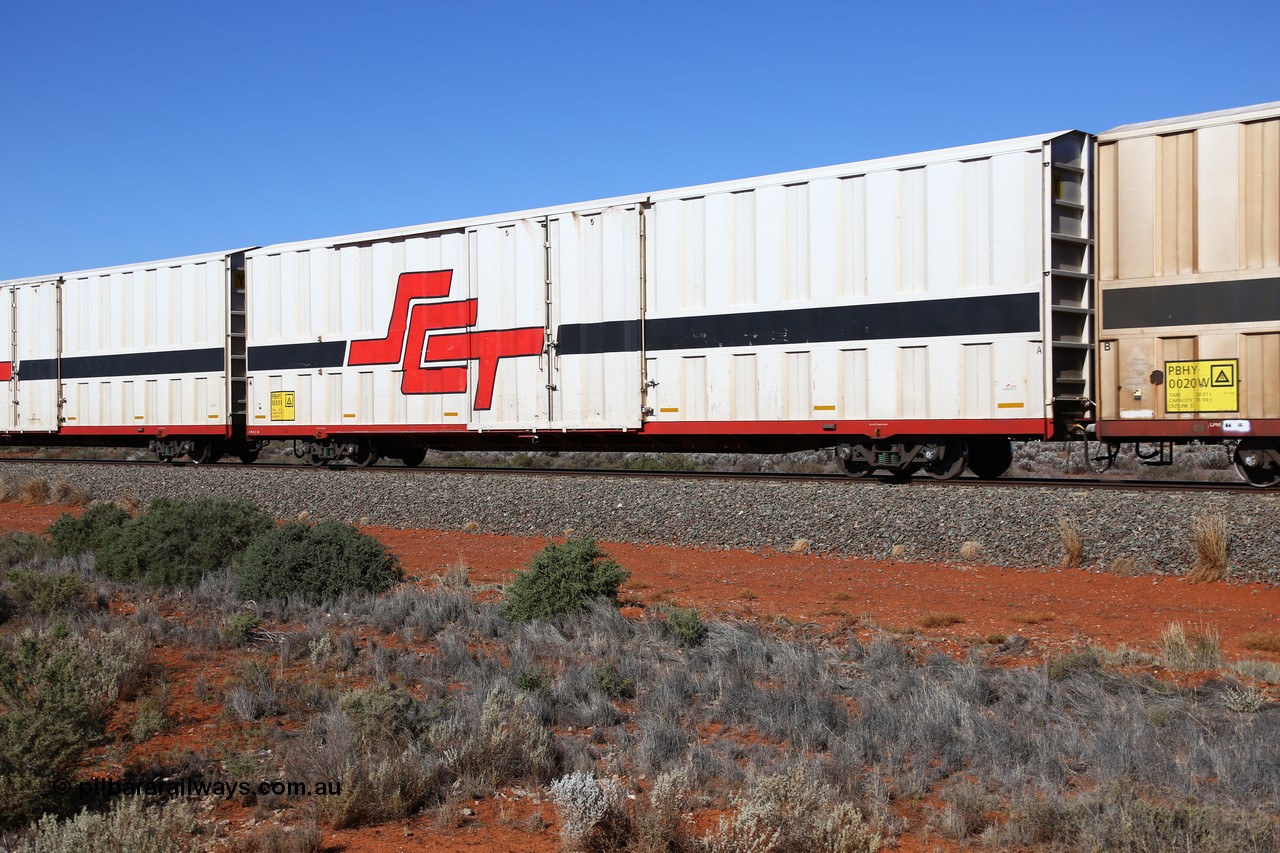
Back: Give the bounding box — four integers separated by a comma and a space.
238, 447, 261, 465
842, 458, 871, 478
189, 441, 223, 465
923, 440, 968, 480
398, 447, 427, 467
1233, 441, 1280, 488
967, 438, 1012, 480
305, 444, 329, 467
351, 440, 379, 468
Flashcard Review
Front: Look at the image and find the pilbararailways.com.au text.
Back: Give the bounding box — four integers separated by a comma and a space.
56, 777, 342, 800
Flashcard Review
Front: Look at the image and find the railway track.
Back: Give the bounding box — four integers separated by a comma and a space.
0, 454, 1270, 494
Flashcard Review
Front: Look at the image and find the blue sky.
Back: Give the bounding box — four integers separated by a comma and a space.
2, 1, 1277, 279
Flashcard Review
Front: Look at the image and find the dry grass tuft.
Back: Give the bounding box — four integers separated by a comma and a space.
1010, 612, 1056, 625
1241, 632, 1280, 654
889, 544, 905, 560
114, 494, 141, 515
19, 477, 49, 505
917, 613, 966, 629
1057, 515, 1083, 568
462, 520, 481, 533
1108, 556, 1139, 576
0, 476, 18, 502
358, 516, 372, 526
436, 562, 470, 589
1185, 514, 1229, 583
790, 538, 811, 554
736, 588, 758, 601
296, 508, 311, 522
959, 541, 982, 560
48, 479, 92, 506
1159, 621, 1224, 670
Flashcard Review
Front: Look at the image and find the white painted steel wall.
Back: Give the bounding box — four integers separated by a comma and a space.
247, 131, 1065, 435
2, 280, 61, 432
246, 207, 644, 433
60, 253, 231, 430
641, 141, 1052, 426
547, 206, 642, 429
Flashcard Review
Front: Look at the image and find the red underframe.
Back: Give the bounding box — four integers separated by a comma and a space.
58, 425, 231, 437
248, 418, 1052, 440
1098, 419, 1280, 439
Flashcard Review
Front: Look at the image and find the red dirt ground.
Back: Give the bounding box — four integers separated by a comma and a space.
4, 500, 1279, 852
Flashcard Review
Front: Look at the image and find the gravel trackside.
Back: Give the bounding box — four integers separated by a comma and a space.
2, 461, 1277, 580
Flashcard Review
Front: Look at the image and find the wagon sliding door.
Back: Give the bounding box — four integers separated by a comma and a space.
465, 220, 552, 429
1, 287, 13, 432
7, 282, 61, 433
547, 206, 643, 430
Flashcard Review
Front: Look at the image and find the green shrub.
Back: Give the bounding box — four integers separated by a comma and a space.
0, 532, 51, 568
235, 521, 402, 604
129, 697, 170, 742
663, 606, 707, 647
0, 631, 107, 827
4, 569, 91, 616
93, 497, 274, 588
219, 612, 262, 648
48, 503, 130, 557
338, 686, 432, 740
513, 666, 551, 695
502, 538, 629, 622
592, 664, 634, 699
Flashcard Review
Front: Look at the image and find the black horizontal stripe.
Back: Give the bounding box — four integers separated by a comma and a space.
557, 319, 642, 356
1103, 278, 1280, 329
248, 341, 347, 371
557, 292, 1040, 355
17, 347, 224, 381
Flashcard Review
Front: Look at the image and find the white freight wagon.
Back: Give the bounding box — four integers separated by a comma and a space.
244, 129, 1093, 477
1, 250, 250, 462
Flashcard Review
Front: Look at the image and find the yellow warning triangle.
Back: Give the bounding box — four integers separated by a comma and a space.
1215, 369, 1231, 384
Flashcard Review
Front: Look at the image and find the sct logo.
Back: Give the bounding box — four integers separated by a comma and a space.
347, 270, 544, 410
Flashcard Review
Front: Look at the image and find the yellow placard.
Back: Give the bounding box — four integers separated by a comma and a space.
270, 391, 296, 422
1164, 359, 1238, 413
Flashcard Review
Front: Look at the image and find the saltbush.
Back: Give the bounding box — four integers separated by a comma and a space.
48, 503, 130, 558
93, 498, 274, 588
16, 796, 200, 853
219, 612, 262, 648
0, 625, 106, 824
0, 531, 51, 569
664, 605, 708, 647
4, 570, 91, 616
502, 538, 629, 622
234, 521, 401, 604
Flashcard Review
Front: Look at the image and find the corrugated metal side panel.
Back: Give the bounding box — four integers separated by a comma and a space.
247, 231, 473, 429
467, 220, 547, 429
1099, 116, 1280, 284
13, 284, 60, 431
61, 258, 227, 429
548, 207, 642, 429
1, 288, 14, 432
642, 143, 1049, 426
1098, 111, 1280, 425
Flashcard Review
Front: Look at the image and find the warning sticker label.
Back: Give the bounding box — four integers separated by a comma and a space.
270, 391, 296, 422
1164, 359, 1238, 413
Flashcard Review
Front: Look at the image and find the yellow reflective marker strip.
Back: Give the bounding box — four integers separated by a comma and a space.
997, 402, 1025, 409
